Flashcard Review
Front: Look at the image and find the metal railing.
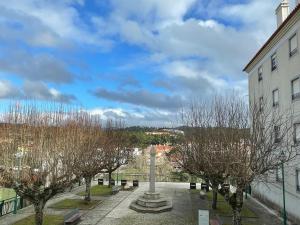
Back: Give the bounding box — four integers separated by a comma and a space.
0, 196, 23, 217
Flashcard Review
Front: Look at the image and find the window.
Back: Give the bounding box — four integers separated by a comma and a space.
276, 167, 283, 182
258, 66, 263, 82
274, 126, 281, 143
271, 53, 277, 71
292, 78, 300, 100
296, 169, 300, 192
289, 33, 298, 57
273, 89, 279, 107
259, 97, 264, 112
294, 123, 300, 144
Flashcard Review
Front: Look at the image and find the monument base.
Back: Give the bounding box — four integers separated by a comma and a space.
130, 192, 173, 213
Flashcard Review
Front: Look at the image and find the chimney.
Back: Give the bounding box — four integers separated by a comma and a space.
276, 0, 290, 27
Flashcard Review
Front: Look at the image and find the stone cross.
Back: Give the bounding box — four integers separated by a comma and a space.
149, 145, 156, 193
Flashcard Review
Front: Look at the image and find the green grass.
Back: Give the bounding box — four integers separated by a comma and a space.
49, 199, 100, 210
224, 224, 259, 225
206, 191, 225, 202
77, 185, 112, 196
13, 215, 63, 225
0, 188, 16, 201
204, 192, 257, 218
212, 201, 257, 218
189, 189, 200, 194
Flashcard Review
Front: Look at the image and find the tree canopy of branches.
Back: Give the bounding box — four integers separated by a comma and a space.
71, 112, 104, 202
101, 120, 132, 187
0, 103, 80, 225
174, 94, 299, 225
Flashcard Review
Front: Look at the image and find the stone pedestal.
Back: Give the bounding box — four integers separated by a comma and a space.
130, 192, 172, 213
130, 145, 172, 213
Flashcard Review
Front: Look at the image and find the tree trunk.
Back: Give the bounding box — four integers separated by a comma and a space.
211, 184, 218, 210
34, 200, 45, 225
232, 187, 243, 225
84, 176, 92, 202
108, 171, 112, 188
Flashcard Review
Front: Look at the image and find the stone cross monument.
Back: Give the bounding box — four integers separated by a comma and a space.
130, 145, 173, 213
149, 145, 156, 193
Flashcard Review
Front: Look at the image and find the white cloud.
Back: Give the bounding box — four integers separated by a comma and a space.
0, 80, 21, 98
87, 107, 177, 127
0, 0, 113, 48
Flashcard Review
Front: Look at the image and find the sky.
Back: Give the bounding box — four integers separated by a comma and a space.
0, 0, 295, 126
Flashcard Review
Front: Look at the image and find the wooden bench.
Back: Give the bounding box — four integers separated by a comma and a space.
112, 186, 120, 195
64, 208, 81, 225
210, 219, 221, 225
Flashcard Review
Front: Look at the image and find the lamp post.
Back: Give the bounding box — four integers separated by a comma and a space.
280, 150, 287, 225
14, 151, 23, 214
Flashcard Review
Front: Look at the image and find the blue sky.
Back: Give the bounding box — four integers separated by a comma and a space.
0, 0, 290, 126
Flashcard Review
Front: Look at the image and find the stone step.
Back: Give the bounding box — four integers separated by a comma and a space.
129, 201, 173, 213
136, 197, 168, 208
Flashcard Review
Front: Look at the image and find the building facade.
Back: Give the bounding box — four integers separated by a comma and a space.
244, 0, 300, 222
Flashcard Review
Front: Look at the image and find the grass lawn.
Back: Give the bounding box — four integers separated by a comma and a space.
206, 191, 225, 202
13, 215, 63, 225
189, 189, 200, 194
211, 201, 257, 218
77, 185, 112, 196
204, 192, 257, 218
49, 199, 100, 210
223, 223, 260, 225
0, 188, 16, 201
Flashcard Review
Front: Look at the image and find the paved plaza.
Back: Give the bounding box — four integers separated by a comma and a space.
0, 182, 287, 225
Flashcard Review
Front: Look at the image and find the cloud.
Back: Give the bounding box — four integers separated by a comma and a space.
92, 88, 184, 110
88, 107, 178, 127
110, 0, 196, 26
0, 80, 22, 98
0, 79, 76, 103
23, 81, 76, 103
0, 50, 74, 84
0, 0, 113, 49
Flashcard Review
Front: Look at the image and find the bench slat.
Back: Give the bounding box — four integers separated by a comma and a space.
65, 214, 81, 222
64, 209, 81, 225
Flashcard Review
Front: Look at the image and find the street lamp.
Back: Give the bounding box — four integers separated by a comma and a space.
280, 150, 287, 225
14, 151, 23, 214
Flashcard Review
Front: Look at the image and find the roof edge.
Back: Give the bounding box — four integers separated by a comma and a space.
243, 4, 300, 73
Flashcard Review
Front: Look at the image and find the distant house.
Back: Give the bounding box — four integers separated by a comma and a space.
244, 0, 300, 222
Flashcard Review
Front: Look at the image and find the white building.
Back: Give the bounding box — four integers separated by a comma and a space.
244, 0, 300, 222
244, 0, 300, 221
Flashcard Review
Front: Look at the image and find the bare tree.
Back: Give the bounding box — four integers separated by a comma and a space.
71, 112, 104, 202
176, 94, 299, 225
177, 99, 230, 210
101, 120, 132, 187
225, 97, 298, 225
0, 103, 80, 225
